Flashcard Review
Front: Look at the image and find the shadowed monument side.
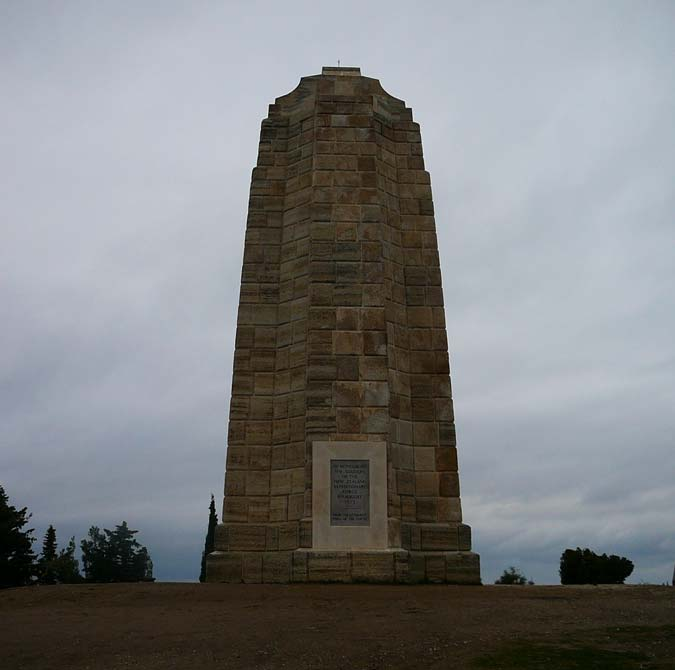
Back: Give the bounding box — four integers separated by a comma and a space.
206, 67, 481, 583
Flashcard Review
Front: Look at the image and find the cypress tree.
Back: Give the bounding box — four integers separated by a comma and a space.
199, 494, 218, 582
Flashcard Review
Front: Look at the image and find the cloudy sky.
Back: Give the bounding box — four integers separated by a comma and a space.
2, 1, 674, 584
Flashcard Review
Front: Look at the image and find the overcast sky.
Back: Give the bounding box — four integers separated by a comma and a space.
2, 1, 674, 584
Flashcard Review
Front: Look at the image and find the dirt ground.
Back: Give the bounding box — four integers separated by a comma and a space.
2, 583, 674, 669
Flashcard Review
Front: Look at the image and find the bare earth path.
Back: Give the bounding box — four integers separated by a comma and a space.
2, 583, 674, 669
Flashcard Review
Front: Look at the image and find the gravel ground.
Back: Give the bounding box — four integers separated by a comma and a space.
2, 583, 674, 669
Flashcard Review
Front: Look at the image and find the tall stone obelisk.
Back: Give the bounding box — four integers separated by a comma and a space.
206, 67, 480, 583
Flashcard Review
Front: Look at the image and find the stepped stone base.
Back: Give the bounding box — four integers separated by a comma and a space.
206, 550, 481, 584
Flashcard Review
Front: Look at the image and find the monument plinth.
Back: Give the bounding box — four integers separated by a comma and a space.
206, 67, 481, 583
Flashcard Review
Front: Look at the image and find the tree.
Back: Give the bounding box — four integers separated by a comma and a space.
39, 526, 81, 584
495, 566, 532, 585
81, 522, 153, 582
39, 525, 58, 584
199, 494, 218, 582
0, 484, 37, 588
560, 547, 634, 584
52, 537, 81, 583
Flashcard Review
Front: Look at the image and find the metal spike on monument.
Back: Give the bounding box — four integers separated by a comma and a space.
206, 67, 481, 584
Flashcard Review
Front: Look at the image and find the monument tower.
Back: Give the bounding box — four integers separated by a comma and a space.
206, 67, 480, 583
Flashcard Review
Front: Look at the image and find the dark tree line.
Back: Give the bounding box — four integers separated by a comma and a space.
1, 484, 152, 588
81, 523, 153, 582
560, 547, 634, 584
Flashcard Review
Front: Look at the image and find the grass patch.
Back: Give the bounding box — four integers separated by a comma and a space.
473, 626, 675, 669
472, 642, 649, 669
594, 624, 675, 643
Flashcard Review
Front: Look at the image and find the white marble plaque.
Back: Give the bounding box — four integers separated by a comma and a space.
312, 441, 387, 550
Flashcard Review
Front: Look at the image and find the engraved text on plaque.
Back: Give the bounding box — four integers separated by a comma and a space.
330, 459, 370, 526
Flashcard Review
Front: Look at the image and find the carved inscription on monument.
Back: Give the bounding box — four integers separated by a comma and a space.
330, 459, 370, 526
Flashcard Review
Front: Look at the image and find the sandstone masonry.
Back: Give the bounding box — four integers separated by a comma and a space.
206, 67, 480, 584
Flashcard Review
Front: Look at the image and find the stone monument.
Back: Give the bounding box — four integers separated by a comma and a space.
206, 67, 481, 583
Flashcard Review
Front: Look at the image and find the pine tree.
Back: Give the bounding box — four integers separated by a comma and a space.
0, 485, 37, 588
81, 522, 153, 582
53, 537, 81, 583
39, 525, 58, 584
199, 494, 218, 582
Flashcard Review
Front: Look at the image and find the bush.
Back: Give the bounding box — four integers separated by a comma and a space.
559, 547, 633, 584
495, 566, 532, 585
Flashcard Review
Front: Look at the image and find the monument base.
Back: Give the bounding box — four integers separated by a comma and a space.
206, 549, 481, 584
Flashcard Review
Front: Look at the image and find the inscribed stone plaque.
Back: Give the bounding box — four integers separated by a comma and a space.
330, 459, 370, 526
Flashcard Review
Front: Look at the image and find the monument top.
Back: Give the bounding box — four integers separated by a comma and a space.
321, 66, 361, 77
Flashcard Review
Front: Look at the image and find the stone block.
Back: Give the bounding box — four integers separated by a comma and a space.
213, 524, 229, 551
336, 356, 359, 380
438, 496, 463, 522
248, 497, 270, 522
337, 407, 361, 433
265, 525, 279, 550
291, 550, 308, 582
228, 525, 266, 551
206, 552, 242, 583
307, 551, 352, 582
335, 381, 363, 406
401, 495, 416, 521
362, 408, 388, 433
415, 471, 439, 497
413, 422, 438, 446
435, 446, 458, 471
363, 331, 387, 355
288, 493, 304, 520
269, 495, 288, 521
262, 552, 292, 583
445, 552, 481, 585
242, 553, 263, 583
416, 498, 438, 522
397, 470, 415, 495
299, 519, 312, 548
420, 525, 458, 551
249, 446, 272, 469
407, 552, 426, 583
279, 522, 299, 550
359, 356, 387, 380
224, 498, 248, 523
439, 471, 460, 497
394, 551, 410, 583
352, 552, 395, 582
336, 307, 360, 329
458, 524, 472, 551
246, 470, 270, 496
225, 471, 246, 496
363, 381, 389, 406
270, 469, 292, 495
413, 447, 435, 471
425, 555, 446, 583
333, 331, 363, 355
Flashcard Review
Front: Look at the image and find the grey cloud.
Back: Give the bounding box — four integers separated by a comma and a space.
1, 1, 674, 583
